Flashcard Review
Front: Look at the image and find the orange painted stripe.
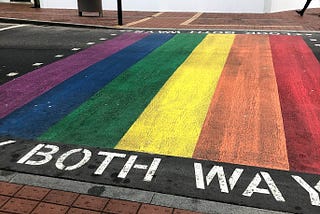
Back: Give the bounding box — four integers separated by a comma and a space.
193, 34, 289, 171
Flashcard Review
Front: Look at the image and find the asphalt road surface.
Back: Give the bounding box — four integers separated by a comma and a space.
0, 23, 123, 84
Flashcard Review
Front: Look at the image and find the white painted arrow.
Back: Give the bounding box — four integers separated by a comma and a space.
0, 140, 16, 147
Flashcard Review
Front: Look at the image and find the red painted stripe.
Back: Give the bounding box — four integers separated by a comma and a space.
270, 35, 320, 174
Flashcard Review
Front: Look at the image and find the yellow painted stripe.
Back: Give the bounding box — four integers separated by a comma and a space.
116, 34, 235, 157
181, 12, 203, 26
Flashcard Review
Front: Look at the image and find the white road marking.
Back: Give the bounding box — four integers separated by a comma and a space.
55, 55, 64, 58
6, 72, 19, 77
133, 164, 148, 170
56, 148, 92, 171
72, 48, 81, 51
94, 152, 126, 175
32, 62, 43, 66
194, 163, 243, 193
0, 24, 27, 32
0, 140, 16, 147
143, 158, 161, 182
243, 172, 285, 202
292, 175, 320, 206
17, 144, 59, 166
118, 155, 137, 178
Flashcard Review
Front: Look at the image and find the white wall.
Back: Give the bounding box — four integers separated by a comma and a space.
270, 0, 320, 12
40, 0, 76, 9
40, 0, 266, 13
5, 0, 320, 13
119, 0, 266, 13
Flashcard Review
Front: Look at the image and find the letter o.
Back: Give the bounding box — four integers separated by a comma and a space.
56, 148, 92, 171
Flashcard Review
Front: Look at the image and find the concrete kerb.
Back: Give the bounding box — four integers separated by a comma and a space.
0, 169, 290, 214
0, 17, 119, 30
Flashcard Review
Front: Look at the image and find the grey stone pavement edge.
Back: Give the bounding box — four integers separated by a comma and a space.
0, 169, 288, 214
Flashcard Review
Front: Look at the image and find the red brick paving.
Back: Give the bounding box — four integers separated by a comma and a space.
0, 196, 9, 208
73, 194, 108, 211
0, 181, 22, 196
0, 3, 319, 31
0, 198, 38, 214
68, 207, 100, 214
43, 190, 79, 206
0, 182, 201, 214
15, 186, 50, 201
138, 204, 173, 214
173, 210, 201, 214
104, 199, 140, 214
32, 202, 69, 214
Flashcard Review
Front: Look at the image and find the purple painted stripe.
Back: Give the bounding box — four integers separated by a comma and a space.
0, 32, 148, 119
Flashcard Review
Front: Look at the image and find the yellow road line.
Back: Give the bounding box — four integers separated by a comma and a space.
124, 17, 152, 27
124, 12, 163, 27
116, 34, 235, 157
152, 12, 164, 17
181, 12, 203, 26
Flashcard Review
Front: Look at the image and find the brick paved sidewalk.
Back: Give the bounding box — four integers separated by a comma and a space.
0, 3, 319, 31
0, 181, 199, 214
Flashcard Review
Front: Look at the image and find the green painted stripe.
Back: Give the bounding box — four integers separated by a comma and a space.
39, 34, 206, 148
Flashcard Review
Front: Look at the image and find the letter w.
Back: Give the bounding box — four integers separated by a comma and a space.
194, 162, 243, 193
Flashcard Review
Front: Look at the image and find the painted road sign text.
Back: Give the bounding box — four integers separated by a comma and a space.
1, 138, 320, 213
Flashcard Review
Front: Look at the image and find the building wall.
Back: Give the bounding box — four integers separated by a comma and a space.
41, 0, 267, 12
270, 0, 319, 12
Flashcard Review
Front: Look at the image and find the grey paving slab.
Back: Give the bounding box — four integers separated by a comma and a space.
0, 169, 17, 182
5, 170, 294, 214
11, 173, 94, 194
10, 172, 154, 203
151, 193, 291, 214
99, 185, 154, 203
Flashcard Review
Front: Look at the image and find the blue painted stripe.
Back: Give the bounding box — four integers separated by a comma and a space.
0, 34, 174, 139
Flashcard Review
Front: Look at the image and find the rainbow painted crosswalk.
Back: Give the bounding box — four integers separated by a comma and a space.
0, 33, 319, 175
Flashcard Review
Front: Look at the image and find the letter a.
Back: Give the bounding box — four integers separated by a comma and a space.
243, 172, 285, 202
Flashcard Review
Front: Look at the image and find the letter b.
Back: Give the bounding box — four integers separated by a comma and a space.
17, 144, 59, 166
